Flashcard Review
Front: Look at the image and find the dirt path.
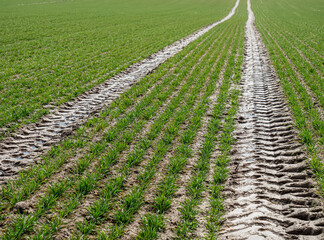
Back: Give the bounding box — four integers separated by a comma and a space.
0, 0, 240, 181
219, 0, 324, 239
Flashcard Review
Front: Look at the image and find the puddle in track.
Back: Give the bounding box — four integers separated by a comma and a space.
219, 0, 324, 239
0, 0, 240, 183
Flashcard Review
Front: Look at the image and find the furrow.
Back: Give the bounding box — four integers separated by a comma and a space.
0, 21, 219, 213
194, 8, 246, 238
1, 25, 221, 239
47, 25, 227, 240
255, 16, 324, 189
173, 21, 242, 240
0, 0, 240, 180
122, 21, 239, 240
254, 9, 324, 67
219, 1, 324, 239
89, 25, 233, 239
257, 22, 324, 117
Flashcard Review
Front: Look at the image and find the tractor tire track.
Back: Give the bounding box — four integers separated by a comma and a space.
219, 0, 324, 239
0, 0, 240, 180
256, 22, 324, 118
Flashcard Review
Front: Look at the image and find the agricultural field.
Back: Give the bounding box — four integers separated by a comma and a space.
0, 0, 236, 136
0, 0, 323, 239
253, 0, 324, 192
0, 0, 246, 239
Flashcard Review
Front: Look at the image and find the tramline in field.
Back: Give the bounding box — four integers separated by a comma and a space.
0, 0, 236, 136
0, 0, 239, 179
0, 0, 323, 239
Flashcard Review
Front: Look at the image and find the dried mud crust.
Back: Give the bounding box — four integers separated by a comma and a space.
0, 0, 240, 181
219, 1, 324, 239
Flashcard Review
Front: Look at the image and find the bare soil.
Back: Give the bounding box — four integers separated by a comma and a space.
0, 0, 240, 182
219, 1, 324, 239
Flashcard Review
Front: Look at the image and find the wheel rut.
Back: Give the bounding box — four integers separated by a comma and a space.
219, 0, 324, 239
0, 0, 240, 181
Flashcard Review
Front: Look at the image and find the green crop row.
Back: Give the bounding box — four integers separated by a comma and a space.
130, 2, 246, 239
0, 10, 235, 238
59, 29, 222, 239
135, 22, 239, 240
176, 15, 244, 240
255, 9, 323, 109
0, 22, 219, 209
0, 0, 236, 136
205, 28, 244, 239
205, 84, 240, 240
94, 22, 234, 240
175, 27, 239, 240
252, 0, 324, 194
